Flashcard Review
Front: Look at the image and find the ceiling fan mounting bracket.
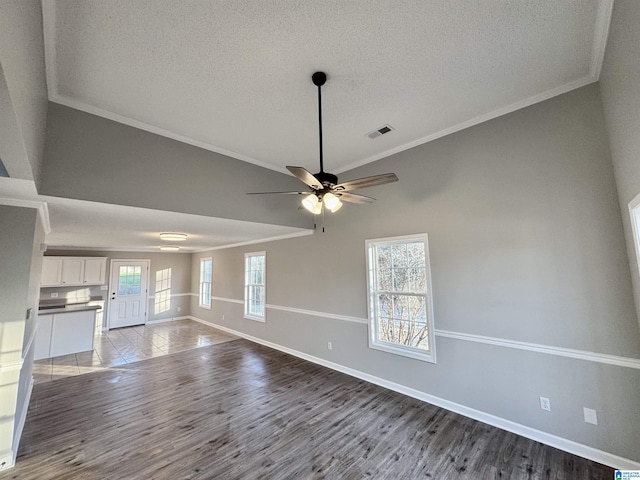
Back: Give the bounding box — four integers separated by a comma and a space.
312, 71, 327, 87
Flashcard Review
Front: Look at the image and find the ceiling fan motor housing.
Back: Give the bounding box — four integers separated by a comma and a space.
314, 171, 338, 186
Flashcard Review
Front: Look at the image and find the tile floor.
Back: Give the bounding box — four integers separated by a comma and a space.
33, 319, 238, 384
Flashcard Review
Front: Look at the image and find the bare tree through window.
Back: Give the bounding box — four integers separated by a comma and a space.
367, 234, 435, 362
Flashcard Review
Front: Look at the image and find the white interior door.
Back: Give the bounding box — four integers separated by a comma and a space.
108, 260, 149, 329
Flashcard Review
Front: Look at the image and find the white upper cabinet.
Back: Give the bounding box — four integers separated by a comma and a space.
61, 258, 85, 285
41, 257, 63, 286
83, 258, 106, 284
41, 257, 107, 286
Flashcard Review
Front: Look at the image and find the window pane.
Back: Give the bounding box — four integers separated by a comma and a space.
392, 244, 408, 268
393, 267, 408, 291
118, 265, 141, 296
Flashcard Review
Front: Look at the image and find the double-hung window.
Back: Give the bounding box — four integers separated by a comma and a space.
366, 233, 436, 363
244, 251, 266, 321
199, 257, 212, 309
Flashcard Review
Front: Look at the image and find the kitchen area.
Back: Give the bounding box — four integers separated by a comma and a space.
32, 251, 197, 383
35, 256, 107, 365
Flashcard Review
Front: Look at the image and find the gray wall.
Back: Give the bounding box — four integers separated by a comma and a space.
190, 84, 640, 462
44, 250, 193, 325
599, 0, 640, 325
41, 103, 310, 228
0, 205, 43, 468
0, 1, 48, 185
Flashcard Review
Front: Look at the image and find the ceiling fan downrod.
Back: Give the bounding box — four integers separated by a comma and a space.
311, 72, 337, 186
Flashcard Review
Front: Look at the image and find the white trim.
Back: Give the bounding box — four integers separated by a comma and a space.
590, 0, 614, 79
22, 324, 37, 359
265, 303, 367, 325
215, 295, 366, 323
208, 297, 640, 369
435, 329, 640, 370
187, 315, 640, 470
334, 76, 597, 175
0, 197, 51, 234
148, 292, 192, 300
212, 296, 243, 305
10, 377, 34, 469
194, 230, 313, 253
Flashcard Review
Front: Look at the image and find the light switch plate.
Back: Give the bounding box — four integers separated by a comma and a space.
584, 407, 598, 425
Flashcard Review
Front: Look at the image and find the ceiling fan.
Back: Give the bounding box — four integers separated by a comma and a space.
248, 71, 398, 214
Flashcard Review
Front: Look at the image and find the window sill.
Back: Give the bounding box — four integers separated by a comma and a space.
244, 314, 265, 323
198, 303, 211, 310
369, 340, 436, 363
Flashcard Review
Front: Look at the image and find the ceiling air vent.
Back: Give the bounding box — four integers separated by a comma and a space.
367, 124, 394, 139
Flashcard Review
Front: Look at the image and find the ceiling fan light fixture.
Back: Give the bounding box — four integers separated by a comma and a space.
323, 192, 342, 212
160, 245, 180, 251
328, 200, 342, 213
160, 232, 187, 241
302, 194, 320, 213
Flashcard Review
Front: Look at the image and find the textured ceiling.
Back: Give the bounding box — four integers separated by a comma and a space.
0, 178, 310, 252
43, 0, 612, 175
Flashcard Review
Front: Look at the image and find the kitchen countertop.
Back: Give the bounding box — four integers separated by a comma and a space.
38, 304, 101, 315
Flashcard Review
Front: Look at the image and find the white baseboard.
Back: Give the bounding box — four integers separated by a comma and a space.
146, 315, 191, 325
187, 315, 640, 470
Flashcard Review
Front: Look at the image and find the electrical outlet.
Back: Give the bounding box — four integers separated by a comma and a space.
100, 285, 108, 290
50, 292, 59, 298
327, 341, 332, 350
583, 407, 598, 425
222, 314, 225, 321
177, 306, 181, 312
540, 396, 551, 411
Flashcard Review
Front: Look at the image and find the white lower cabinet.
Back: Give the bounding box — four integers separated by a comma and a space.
35, 310, 96, 360
33, 315, 53, 360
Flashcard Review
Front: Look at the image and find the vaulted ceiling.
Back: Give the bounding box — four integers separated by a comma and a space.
44, 0, 612, 175
0, 1, 615, 252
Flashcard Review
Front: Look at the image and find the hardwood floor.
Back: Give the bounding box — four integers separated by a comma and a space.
4, 337, 613, 479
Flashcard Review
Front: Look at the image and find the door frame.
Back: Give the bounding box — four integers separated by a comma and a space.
106, 259, 150, 330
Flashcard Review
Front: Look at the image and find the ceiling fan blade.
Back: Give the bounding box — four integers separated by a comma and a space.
336, 192, 376, 204
246, 191, 309, 195
287, 166, 323, 190
333, 173, 398, 191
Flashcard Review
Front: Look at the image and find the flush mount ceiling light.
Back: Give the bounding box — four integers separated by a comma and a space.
160, 245, 180, 251
248, 72, 399, 214
160, 232, 187, 241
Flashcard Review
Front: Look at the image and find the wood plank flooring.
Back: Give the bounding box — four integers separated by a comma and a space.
3, 337, 613, 479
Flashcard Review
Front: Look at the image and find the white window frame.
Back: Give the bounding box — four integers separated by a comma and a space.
630, 193, 640, 279
366, 233, 436, 363
244, 251, 266, 322
199, 257, 212, 309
